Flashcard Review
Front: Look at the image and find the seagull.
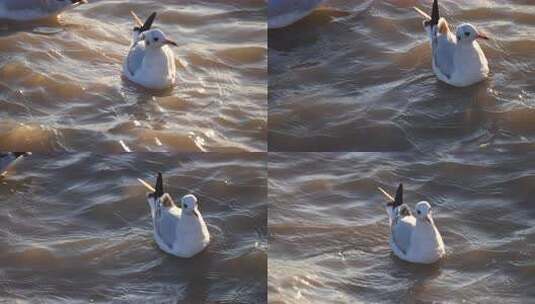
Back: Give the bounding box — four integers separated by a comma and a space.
122, 11, 177, 90
414, 0, 490, 87
139, 173, 210, 258
378, 184, 445, 264
0, 0, 87, 21
0, 152, 29, 176
268, 0, 324, 29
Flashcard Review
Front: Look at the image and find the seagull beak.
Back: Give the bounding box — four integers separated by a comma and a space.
165, 39, 178, 47
477, 32, 489, 40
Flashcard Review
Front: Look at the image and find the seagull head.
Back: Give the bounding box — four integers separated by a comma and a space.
142, 29, 178, 49
415, 201, 433, 224
456, 23, 489, 43
181, 194, 201, 218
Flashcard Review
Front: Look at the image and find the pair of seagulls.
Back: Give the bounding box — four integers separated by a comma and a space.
139, 171, 445, 262
268, 0, 490, 87
0, 153, 444, 263
379, 184, 445, 264
1, 1, 177, 90
4, 0, 490, 88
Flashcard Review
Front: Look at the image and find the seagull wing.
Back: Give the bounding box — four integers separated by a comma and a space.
155, 208, 180, 249
432, 30, 457, 79
126, 42, 145, 76
415, 0, 456, 79
391, 206, 415, 255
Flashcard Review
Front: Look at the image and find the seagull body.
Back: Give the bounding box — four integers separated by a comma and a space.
0, 0, 86, 21
381, 184, 445, 264
0, 152, 29, 176
414, 0, 489, 87
268, 0, 324, 29
123, 12, 177, 90
145, 173, 210, 258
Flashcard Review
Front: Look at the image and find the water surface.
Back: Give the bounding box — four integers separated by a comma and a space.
0, 0, 267, 152
269, 0, 535, 152
0, 152, 267, 302
269, 152, 535, 303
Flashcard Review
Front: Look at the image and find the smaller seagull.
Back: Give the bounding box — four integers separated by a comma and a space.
378, 184, 445, 264
0, 152, 30, 176
140, 173, 210, 258
123, 11, 178, 90
0, 0, 87, 22
414, 0, 489, 87
268, 0, 324, 29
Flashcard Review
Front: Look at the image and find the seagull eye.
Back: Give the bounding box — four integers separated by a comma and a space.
417, 210, 421, 214
464, 32, 470, 37
184, 203, 188, 208
154, 37, 159, 42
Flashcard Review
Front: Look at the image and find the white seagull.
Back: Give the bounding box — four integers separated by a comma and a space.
122, 12, 177, 90
414, 0, 490, 87
140, 173, 210, 258
0, 0, 87, 21
268, 0, 324, 29
378, 184, 445, 264
0, 152, 29, 176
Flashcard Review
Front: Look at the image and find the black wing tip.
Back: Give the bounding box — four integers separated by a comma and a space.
154, 172, 164, 198
430, 0, 439, 26
392, 183, 403, 208
140, 12, 157, 32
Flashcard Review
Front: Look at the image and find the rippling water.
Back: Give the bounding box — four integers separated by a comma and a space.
0, 153, 267, 302
269, 0, 535, 152
0, 0, 267, 152
268, 152, 535, 303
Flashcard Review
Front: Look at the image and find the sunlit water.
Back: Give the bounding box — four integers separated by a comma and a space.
269, 0, 535, 152
268, 152, 535, 303
0, 153, 267, 302
0, 0, 267, 152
